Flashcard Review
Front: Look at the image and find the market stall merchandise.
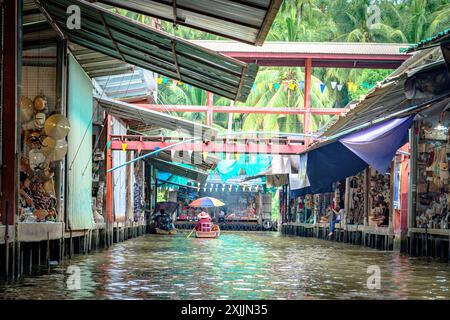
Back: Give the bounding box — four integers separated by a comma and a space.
347, 173, 365, 225
368, 168, 391, 227
19, 91, 70, 223
415, 110, 450, 229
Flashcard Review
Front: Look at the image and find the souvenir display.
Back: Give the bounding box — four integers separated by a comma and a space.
368, 168, 390, 227
92, 148, 106, 224
33, 95, 48, 112
22, 112, 46, 131
18, 95, 69, 223
415, 112, 450, 229
347, 173, 365, 225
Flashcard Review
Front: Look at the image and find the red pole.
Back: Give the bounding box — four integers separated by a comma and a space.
1, 0, 19, 225
206, 92, 213, 127
106, 115, 113, 225
303, 58, 312, 147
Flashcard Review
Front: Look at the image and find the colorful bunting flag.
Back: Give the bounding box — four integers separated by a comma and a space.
320, 83, 326, 93
157, 78, 163, 85
331, 81, 337, 89
121, 143, 127, 151
299, 81, 305, 90
337, 84, 343, 91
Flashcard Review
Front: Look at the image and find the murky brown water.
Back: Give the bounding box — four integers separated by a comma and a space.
0, 232, 449, 299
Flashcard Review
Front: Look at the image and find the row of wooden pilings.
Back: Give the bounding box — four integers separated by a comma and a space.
281, 223, 450, 264
280, 224, 394, 251
0, 223, 147, 281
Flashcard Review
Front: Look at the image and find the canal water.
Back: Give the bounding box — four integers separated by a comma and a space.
1, 232, 449, 299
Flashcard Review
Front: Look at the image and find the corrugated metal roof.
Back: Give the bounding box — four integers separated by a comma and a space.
319, 48, 448, 141
38, 0, 258, 102
146, 157, 208, 183
94, 67, 157, 102
405, 28, 450, 53
93, 0, 282, 46
191, 40, 412, 55
96, 96, 218, 139
69, 43, 135, 78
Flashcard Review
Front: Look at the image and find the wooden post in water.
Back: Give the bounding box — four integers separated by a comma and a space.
29, 244, 33, 276
46, 232, 50, 267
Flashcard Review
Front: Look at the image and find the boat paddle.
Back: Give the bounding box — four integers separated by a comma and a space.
186, 227, 196, 238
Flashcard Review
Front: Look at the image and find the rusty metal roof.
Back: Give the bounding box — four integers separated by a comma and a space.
93, 0, 283, 46
36, 0, 258, 102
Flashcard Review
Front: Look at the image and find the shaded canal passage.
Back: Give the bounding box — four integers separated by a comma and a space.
1, 232, 449, 299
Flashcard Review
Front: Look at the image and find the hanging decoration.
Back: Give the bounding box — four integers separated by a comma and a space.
320, 83, 326, 93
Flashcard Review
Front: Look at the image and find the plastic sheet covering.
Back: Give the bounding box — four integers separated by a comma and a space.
214, 154, 272, 182
112, 118, 127, 221
66, 55, 95, 230
339, 116, 413, 174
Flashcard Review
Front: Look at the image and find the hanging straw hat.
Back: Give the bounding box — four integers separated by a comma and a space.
20, 96, 35, 123
44, 114, 71, 139
41, 137, 68, 161
198, 211, 209, 219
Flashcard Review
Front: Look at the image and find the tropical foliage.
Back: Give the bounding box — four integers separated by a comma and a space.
118, 0, 450, 133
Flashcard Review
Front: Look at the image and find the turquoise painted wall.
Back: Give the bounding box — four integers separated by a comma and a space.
66, 55, 94, 230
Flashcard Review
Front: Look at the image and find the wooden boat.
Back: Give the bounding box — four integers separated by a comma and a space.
195, 225, 220, 238
155, 228, 177, 235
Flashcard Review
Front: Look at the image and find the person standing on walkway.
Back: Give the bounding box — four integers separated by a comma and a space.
329, 205, 344, 237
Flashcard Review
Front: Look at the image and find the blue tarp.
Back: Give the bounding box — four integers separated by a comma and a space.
339, 116, 413, 173
290, 116, 414, 195
306, 141, 368, 193
290, 185, 333, 198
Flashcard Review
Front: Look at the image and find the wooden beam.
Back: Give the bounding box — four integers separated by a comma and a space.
97, 10, 126, 62
1, 0, 19, 225
171, 39, 181, 80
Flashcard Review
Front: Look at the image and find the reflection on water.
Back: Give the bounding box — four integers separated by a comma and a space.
0, 232, 449, 299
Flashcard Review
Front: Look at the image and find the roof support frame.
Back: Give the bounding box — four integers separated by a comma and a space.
97, 9, 126, 62
33, 0, 65, 39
